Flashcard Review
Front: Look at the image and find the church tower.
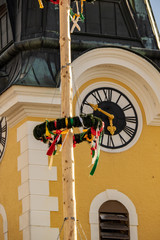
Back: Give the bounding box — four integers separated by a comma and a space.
0, 0, 160, 239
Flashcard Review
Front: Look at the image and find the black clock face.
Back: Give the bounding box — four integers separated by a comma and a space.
80, 87, 138, 150
0, 117, 7, 161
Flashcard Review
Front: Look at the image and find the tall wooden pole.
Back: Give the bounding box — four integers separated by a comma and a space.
59, 0, 77, 239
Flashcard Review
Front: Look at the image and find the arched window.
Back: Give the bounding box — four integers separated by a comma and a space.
89, 189, 138, 240
99, 200, 130, 239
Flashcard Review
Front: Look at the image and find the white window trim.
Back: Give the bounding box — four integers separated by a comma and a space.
89, 189, 138, 240
0, 204, 8, 240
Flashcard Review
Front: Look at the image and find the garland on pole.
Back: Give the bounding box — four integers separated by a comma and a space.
33, 114, 104, 175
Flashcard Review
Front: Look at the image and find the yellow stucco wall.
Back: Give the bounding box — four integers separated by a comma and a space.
0, 120, 22, 240
71, 78, 160, 240
0, 214, 4, 240
0, 77, 160, 240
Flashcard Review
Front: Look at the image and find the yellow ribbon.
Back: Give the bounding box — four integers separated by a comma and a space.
84, 133, 94, 142
65, 118, 68, 127
46, 120, 51, 137
81, 0, 86, 14
38, 0, 44, 8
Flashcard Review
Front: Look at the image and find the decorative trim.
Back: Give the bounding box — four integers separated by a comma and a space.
72, 47, 160, 125
17, 121, 59, 240
0, 204, 8, 240
89, 189, 138, 240
0, 86, 61, 128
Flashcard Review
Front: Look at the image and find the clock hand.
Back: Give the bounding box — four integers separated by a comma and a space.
88, 103, 114, 119
88, 103, 116, 135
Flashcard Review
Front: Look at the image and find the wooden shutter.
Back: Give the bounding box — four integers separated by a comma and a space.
99, 200, 130, 240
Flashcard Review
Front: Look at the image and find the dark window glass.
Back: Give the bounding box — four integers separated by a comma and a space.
85, 1, 100, 34
116, 4, 130, 37
1, 14, 7, 48
7, 14, 12, 42
100, 2, 115, 35
0, 3, 13, 51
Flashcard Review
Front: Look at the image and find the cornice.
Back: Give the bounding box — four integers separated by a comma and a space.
0, 86, 61, 127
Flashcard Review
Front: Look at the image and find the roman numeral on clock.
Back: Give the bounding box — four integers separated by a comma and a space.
91, 90, 102, 103
0, 137, 6, 147
125, 116, 137, 123
103, 89, 112, 101
123, 126, 135, 138
107, 135, 115, 147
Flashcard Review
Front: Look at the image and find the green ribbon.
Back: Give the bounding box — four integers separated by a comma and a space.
90, 134, 102, 176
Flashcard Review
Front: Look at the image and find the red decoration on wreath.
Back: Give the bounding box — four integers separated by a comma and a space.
45, 0, 59, 4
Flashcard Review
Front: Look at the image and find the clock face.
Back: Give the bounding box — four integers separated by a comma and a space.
79, 84, 142, 152
0, 117, 7, 161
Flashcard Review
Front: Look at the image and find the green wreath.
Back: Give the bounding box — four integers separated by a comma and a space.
33, 114, 104, 175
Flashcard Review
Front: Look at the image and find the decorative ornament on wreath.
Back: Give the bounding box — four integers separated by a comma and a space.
33, 114, 104, 175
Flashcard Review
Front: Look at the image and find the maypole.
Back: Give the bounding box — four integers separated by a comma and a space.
34, 1, 104, 239
59, 0, 77, 239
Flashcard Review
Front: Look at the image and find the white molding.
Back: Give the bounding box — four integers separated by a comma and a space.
17, 121, 59, 240
89, 189, 138, 240
30, 226, 59, 240
0, 204, 8, 240
72, 47, 160, 125
0, 86, 61, 128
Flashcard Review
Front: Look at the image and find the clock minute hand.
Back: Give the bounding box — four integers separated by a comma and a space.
88, 103, 114, 119
88, 103, 116, 135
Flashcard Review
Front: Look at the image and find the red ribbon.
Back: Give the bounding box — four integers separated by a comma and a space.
48, 0, 59, 4
91, 127, 97, 136
54, 120, 57, 129
73, 136, 76, 148
47, 131, 61, 156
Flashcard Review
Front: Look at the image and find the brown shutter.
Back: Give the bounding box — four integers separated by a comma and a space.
99, 200, 130, 240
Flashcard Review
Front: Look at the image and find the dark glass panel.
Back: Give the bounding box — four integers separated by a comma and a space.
100, 2, 116, 35
46, 5, 59, 32
116, 4, 130, 37
1, 14, 7, 48
7, 13, 12, 42
85, 1, 100, 34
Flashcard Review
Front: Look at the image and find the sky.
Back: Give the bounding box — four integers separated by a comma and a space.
150, 0, 160, 31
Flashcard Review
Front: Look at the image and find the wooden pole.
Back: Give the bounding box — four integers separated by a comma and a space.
59, 0, 77, 239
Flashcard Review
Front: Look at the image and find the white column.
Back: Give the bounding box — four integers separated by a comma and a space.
17, 121, 59, 240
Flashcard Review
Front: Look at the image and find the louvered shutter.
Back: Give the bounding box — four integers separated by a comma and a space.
99, 201, 130, 240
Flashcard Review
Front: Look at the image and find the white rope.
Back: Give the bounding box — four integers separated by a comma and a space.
59, 130, 69, 152
56, 217, 68, 240
77, 220, 88, 240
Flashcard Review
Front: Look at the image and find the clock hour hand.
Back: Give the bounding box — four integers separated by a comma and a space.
88, 103, 116, 135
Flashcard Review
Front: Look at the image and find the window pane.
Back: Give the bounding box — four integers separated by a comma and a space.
85, 1, 100, 34
116, 4, 130, 37
100, 2, 116, 35
0, 23, 2, 49
1, 14, 7, 48
7, 14, 13, 42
